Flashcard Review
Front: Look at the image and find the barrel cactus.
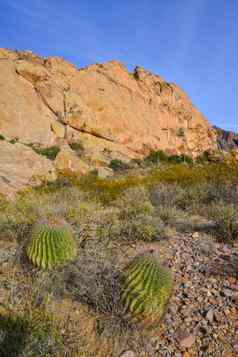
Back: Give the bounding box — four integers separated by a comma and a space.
27, 217, 76, 269
121, 254, 172, 329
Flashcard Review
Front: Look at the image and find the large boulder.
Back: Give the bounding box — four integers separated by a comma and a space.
54, 143, 90, 175
0, 141, 56, 197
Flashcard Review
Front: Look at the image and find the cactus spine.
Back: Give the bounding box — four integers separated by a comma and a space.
27, 217, 76, 269
121, 255, 172, 329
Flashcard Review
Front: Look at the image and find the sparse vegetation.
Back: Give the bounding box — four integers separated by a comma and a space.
109, 158, 130, 171
69, 142, 84, 156
9, 137, 19, 144
206, 203, 238, 242
1, 158, 238, 355
177, 127, 186, 137
30, 145, 60, 160
144, 149, 193, 165
145, 149, 169, 164
168, 154, 193, 164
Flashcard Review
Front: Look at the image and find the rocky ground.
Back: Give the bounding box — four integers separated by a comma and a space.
0, 227, 238, 356
152, 232, 238, 357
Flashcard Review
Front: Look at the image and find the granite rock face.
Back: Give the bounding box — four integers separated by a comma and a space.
215, 126, 238, 151
0, 141, 56, 197
0, 48, 219, 195
0, 49, 217, 156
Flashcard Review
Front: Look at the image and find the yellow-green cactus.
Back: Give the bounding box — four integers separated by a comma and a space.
27, 217, 76, 269
121, 254, 172, 329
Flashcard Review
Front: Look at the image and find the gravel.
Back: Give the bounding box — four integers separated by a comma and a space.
153, 232, 238, 356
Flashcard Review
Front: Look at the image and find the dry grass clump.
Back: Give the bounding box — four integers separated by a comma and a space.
205, 202, 238, 242
114, 187, 165, 242
156, 205, 187, 225
50, 239, 148, 356
150, 177, 238, 241
64, 242, 123, 314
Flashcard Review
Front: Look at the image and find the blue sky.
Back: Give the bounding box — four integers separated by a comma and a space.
0, 0, 237, 131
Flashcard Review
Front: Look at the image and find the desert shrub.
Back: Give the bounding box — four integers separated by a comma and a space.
206, 203, 238, 242
114, 187, 160, 241
65, 243, 123, 314
35, 161, 238, 204
58, 240, 149, 355
150, 184, 185, 208
31, 145, 60, 160
145, 150, 169, 164
69, 142, 84, 156
120, 214, 160, 242
72, 205, 121, 244
177, 127, 185, 137
151, 180, 238, 215
130, 158, 143, 167
156, 205, 187, 225
9, 137, 19, 144
0, 197, 35, 242
168, 154, 193, 165
0, 134, 5, 140
144, 150, 193, 166
115, 187, 153, 217
109, 159, 130, 171
172, 185, 211, 210
167, 155, 183, 164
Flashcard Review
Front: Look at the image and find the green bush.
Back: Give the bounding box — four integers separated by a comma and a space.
69, 142, 84, 156
120, 214, 160, 242
168, 154, 193, 165
144, 150, 193, 166
207, 203, 238, 242
109, 159, 130, 171
114, 187, 160, 241
27, 217, 76, 269
121, 254, 172, 329
145, 150, 169, 164
9, 137, 19, 144
177, 127, 185, 137
156, 205, 187, 225
31, 145, 60, 160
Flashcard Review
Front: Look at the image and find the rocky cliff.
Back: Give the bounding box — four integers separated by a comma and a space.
0, 48, 218, 196
215, 126, 238, 151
